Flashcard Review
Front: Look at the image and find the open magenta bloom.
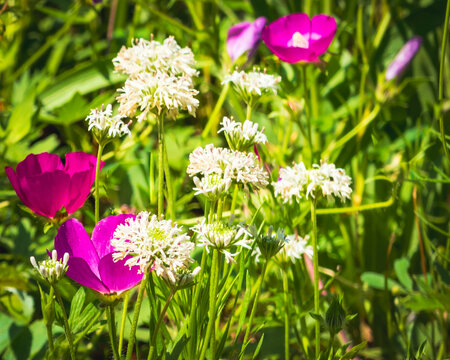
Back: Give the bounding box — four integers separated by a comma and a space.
385, 36, 422, 81
262, 13, 336, 63
227, 17, 267, 62
54, 215, 143, 294
5, 152, 103, 218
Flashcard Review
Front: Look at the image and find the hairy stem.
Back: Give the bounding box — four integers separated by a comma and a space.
107, 305, 120, 360
53, 285, 76, 360
118, 291, 129, 355
310, 199, 320, 357
94, 142, 104, 224
158, 115, 165, 217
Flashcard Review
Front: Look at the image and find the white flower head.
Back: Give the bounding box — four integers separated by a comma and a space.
111, 211, 193, 275
273, 161, 352, 203
277, 234, 313, 263
193, 173, 232, 201
187, 144, 268, 190
113, 36, 199, 79
85, 104, 131, 138
192, 219, 252, 263
218, 117, 267, 151
160, 266, 201, 290
30, 250, 69, 284
222, 68, 280, 104
117, 72, 199, 121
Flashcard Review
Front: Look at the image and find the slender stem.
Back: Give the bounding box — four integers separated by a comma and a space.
439, 0, 450, 167
45, 286, 55, 360
94, 142, 104, 224
118, 292, 129, 355
53, 285, 76, 360
107, 305, 120, 360
216, 198, 224, 221
158, 115, 165, 217
240, 261, 268, 358
229, 185, 239, 218
302, 66, 313, 163
163, 141, 174, 218
199, 250, 219, 360
126, 274, 150, 360
246, 102, 252, 121
202, 83, 230, 137
147, 289, 176, 360
310, 199, 320, 357
282, 269, 290, 360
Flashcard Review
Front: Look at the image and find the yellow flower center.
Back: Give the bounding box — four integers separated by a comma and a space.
291, 32, 308, 48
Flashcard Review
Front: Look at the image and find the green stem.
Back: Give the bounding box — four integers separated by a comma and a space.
246, 102, 252, 121
302, 66, 313, 163
94, 143, 104, 224
240, 261, 268, 358
439, 0, 450, 167
107, 305, 120, 360
118, 292, 129, 355
202, 82, 230, 137
216, 198, 224, 221
126, 274, 150, 360
310, 199, 320, 357
163, 141, 174, 218
229, 185, 239, 218
283, 269, 290, 360
53, 285, 76, 360
45, 287, 55, 360
147, 289, 176, 360
199, 250, 219, 360
158, 115, 165, 217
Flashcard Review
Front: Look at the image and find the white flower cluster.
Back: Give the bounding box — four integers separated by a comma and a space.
30, 250, 69, 284
192, 173, 232, 201
111, 211, 194, 275
218, 117, 267, 151
160, 266, 201, 290
113, 36, 199, 120
85, 104, 131, 138
192, 219, 251, 263
187, 144, 268, 198
222, 69, 280, 104
277, 235, 313, 263
273, 161, 352, 203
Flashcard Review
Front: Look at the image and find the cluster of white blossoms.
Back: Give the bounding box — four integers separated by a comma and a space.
273, 161, 352, 203
192, 173, 232, 201
192, 219, 252, 263
113, 36, 199, 120
160, 266, 201, 290
111, 211, 194, 276
277, 235, 313, 263
30, 250, 69, 284
85, 104, 131, 138
218, 117, 267, 151
222, 69, 280, 104
187, 144, 268, 198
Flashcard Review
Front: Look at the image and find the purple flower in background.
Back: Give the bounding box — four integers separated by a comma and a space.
262, 13, 336, 63
385, 36, 422, 81
5, 152, 103, 218
54, 215, 143, 294
227, 17, 267, 62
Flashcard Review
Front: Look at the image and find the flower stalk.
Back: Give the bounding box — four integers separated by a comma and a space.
52, 285, 76, 360
118, 291, 129, 355
158, 115, 165, 217
107, 304, 120, 360
95, 142, 104, 224
310, 199, 320, 357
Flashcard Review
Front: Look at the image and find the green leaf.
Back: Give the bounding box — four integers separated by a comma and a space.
235, 272, 252, 342
69, 287, 85, 329
252, 333, 265, 359
394, 257, 413, 291
360, 272, 403, 291
5, 92, 36, 145
339, 341, 367, 360
401, 292, 445, 311
40, 92, 89, 125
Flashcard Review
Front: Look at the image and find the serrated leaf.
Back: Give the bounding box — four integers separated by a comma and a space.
72, 303, 98, 333
394, 257, 413, 290
69, 287, 85, 329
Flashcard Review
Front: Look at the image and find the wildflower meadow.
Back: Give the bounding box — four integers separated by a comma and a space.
1, 1, 449, 359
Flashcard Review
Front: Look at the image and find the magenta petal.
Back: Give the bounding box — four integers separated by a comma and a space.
263, 13, 310, 47
98, 253, 143, 293
227, 17, 267, 61
65, 169, 93, 214
5, 166, 30, 209
16, 153, 63, 178
91, 214, 136, 259
55, 219, 101, 278
66, 257, 110, 293
309, 15, 337, 57
64, 152, 104, 184
18, 171, 69, 217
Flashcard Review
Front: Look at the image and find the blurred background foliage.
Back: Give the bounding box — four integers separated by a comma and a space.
0, 0, 449, 359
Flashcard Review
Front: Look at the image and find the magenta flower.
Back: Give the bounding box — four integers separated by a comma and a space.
262, 13, 336, 63
227, 17, 267, 62
54, 215, 143, 294
5, 152, 103, 218
385, 36, 422, 81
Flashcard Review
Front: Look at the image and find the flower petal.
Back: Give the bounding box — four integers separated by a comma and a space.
98, 253, 143, 294
91, 214, 136, 259
16, 153, 63, 178
309, 15, 337, 58
65, 256, 110, 293
262, 13, 310, 47
5, 166, 30, 209
18, 171, 69, 217
55, 219, 101, 278
227, 17, 267, 61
